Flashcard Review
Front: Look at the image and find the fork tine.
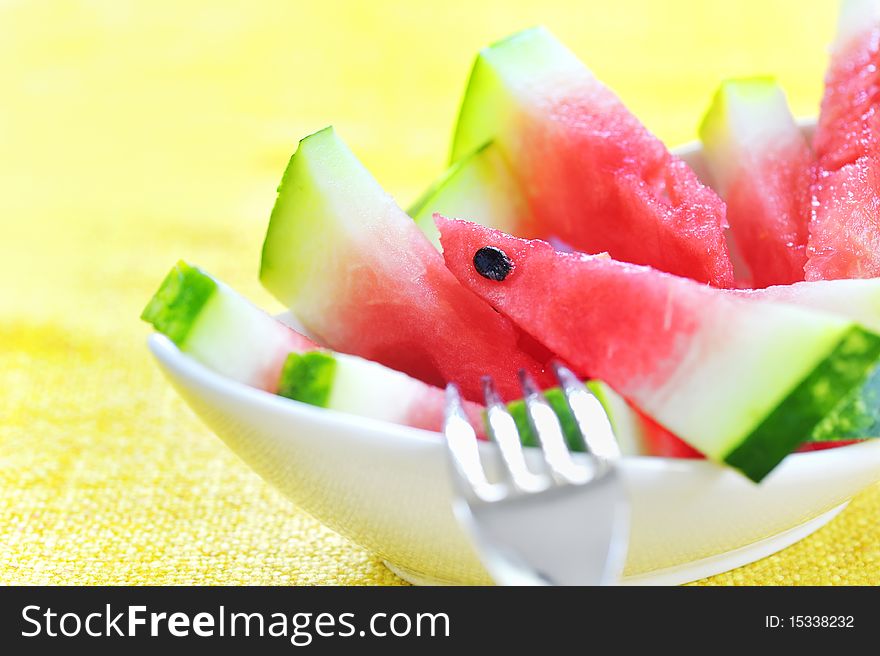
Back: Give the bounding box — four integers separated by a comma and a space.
482, 376, 548, 493
552, 363, 621, 460
518, 370, 590, 484
443, 383, 497, 501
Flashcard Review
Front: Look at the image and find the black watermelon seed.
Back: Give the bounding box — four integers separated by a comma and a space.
473, 246, 513, 281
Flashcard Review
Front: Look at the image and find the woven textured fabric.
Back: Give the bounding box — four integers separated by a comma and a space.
2, 0, 877, 586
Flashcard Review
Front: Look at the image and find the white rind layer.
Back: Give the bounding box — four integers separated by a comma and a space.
834, 0, 880, 52
453, 27, 601, 162
640, 298, 851, 460
326, 353, 423, 423
184, 281, 296, 390
700, 79, 801, 195
739, 279, 880, 333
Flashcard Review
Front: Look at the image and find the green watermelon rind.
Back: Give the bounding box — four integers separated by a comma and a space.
278, 351, 337, 408
141, 260, 325, 392
725, 326, 880, 481
810, 364, 880, 441
141, 260, 217, 347
505, 387, 579, 451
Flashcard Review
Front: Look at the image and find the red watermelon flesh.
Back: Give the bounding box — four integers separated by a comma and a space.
451, 27, 734, 288
726, 159, 810, 288
807, 10, 880, 280
795, 440, 862, 453
518, 105, 734, 287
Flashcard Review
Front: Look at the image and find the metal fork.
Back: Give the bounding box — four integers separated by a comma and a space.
444, 364, 629, 585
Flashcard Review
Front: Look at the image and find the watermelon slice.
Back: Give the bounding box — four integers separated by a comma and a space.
444, 27, 734, 287
699, 78, 811, 287
598, 280, 880, 454
259, 127, 552, 401
142, 261, 315, 391
142, 262, 485, 434
740, 278, 880, 441
806, 0, 880, 280
437, 216, 880, 481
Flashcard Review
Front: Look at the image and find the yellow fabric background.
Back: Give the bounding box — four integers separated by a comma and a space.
1, 0, 878, 585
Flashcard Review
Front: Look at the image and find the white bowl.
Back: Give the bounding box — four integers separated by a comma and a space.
148, 123, 880, 585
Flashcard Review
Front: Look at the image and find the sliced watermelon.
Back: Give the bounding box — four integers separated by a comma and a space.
142, 261, 485, 434
592, 280, 880, 452
740, 278, 880, 441
806, 0, 880, 280
444, 27, 734, 287
611, 394, 863, 458
437, 217, 880, 481
699, 78, 811, 287
259, 127, 552, 401
142, 261, 315, 391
